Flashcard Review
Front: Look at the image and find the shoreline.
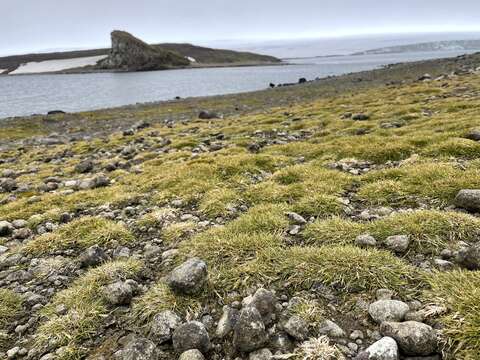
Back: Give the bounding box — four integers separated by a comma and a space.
1, 51, 478, 131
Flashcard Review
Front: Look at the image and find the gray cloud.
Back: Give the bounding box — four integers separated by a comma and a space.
2, 0, 480, 55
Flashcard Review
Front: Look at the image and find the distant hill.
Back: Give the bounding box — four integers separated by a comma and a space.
353, 39, 480, 55
0, 31, 280, 74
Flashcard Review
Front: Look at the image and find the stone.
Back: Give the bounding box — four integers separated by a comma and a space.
466, 129, 480, 141
246, 288, 277, 320
114, 336, 160, 360
380, 321, 437, 356
457, 244, 480, 270
454, 189, 480, 212
215, 306, 239, 338
12, 228, 32, 240
167, 258, 207, 295
75, 160, 94, 173
172, 321, 211, 354
358, 337, 399, 360
179, 349, 205, 360
103, 280, 137, 306
385, 235, 410, 253
355, 234, 377, 247
284, 315, 309, 340
233, 307, 268, 352
0, 178, 17, 192
150, 310, 182, 344
286, 212, 307, 225
248, 348, 272, 360
79, 245, 108, 268
318, 319, 345, 338
368, 300, 409, 323
198, 111, 220, 120
0, 221, 13, 236
352, 113, 370, 121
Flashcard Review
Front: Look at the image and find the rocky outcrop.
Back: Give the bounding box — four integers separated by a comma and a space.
98, 31, 189, 71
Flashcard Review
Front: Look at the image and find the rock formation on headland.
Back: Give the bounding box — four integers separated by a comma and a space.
98, 30, 190, 71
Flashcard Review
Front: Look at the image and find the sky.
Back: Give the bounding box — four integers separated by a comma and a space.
2, 0, 480, 55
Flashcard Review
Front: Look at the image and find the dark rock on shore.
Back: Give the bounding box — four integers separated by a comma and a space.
98, 30, 190, 72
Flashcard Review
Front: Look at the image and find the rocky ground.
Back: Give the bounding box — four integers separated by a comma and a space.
1, 53, 480, 360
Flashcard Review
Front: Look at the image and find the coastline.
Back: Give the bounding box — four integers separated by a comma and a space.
1, 50, 479, 143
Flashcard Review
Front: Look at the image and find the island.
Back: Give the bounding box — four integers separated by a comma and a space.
0, 30, 281, 75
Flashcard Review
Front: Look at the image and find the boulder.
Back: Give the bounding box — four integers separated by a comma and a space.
454, 190, 480, 212
355, 234, 377, 248
167, 258, 208, 295
318, 319, 345, 338
380, 321, 437, 356
215, 306, 239, 338
79, 245, 108, 268
150, 310, 182, 343
179, 349, 205, 360
249, 348, 273, 360
172, 321, 211, 354
75, 160, 94, 173
233, 307, 268, 352
114, 336, 160, 360
357, 337, 399, 360
103, 280, 137, 306
198, 111, 220, 120
385, 235, 410, 253
368, 300, 409, 323
283, 315, 309, 340
465, 129, 480, 141
352, 113, 370, 121
457, 243, 480, 270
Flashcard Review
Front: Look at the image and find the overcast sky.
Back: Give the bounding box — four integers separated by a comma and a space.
3, 0, 480, 55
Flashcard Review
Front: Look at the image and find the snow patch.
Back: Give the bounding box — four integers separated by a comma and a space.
186, 56, 196, 63
10, 55, 107, 74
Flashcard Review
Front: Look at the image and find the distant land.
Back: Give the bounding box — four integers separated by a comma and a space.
353, 39, 480, 55
0, 31, 281, 75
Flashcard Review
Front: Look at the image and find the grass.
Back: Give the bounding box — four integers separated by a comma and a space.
0, 289, 23, 330
34, 260, 142, 353
131, 281, 202, 327
23, 216, 134, 255
304, 210, 480, 254
426, 271, 480, 360
358, 161, 480, 207
227, 245, 422, 295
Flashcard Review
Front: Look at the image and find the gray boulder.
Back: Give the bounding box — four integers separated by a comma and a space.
355, 234, 377, 248
248, 348, 273, 360
114, 336, 160, 360
150, 310, 182, 343
368, 300, 409, 324
75, 160, 94, 173
380, 321, 437, 356
178, 349, 205, 360
172, 321, 210, 354
215, 306, 239, 338
385, 235, 410, 253
245, 288, 277, 321
457, 244, 480, 270
79, 245, 108, 268
358, 337, 399, 360
283, 315, 309, 340
233, 307, 268, 352
318, 319, 345, 338
454, 189, 480, 212
167, 258, 207, 295
466, 129, 480, 141
103, 280, 137, 306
